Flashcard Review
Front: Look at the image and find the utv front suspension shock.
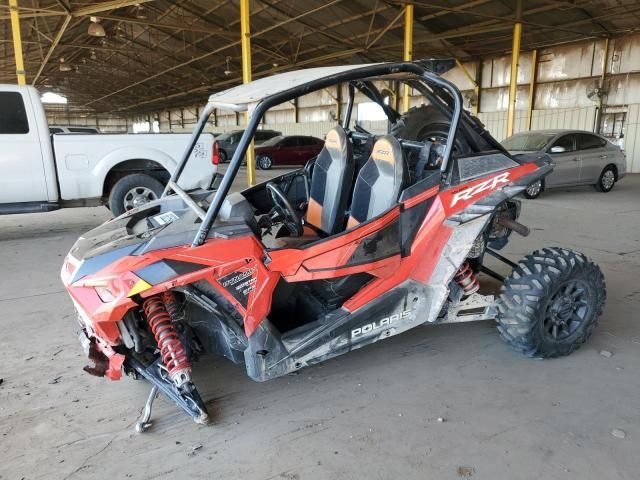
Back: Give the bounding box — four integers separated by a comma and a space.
455, 261, 480, 296
142, 293, 192, 387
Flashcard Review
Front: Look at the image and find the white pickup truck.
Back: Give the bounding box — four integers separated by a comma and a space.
0, 84, 216, 216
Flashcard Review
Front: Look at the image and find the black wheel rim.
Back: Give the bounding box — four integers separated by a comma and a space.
543, 280, 591, 341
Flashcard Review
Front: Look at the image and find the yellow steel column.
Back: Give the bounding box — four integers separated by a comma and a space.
595, 38, 609, 134
506, 20, 522, 138
526, 49, 538, 131
455, 58, 480, 115
402, 3, 414, 113
8, 0, 26, 85
240, 0, 255, 186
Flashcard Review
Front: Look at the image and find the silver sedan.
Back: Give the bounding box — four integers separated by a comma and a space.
501, 129, 627, 198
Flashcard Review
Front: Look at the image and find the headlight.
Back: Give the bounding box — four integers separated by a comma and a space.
82, 277, 125, 303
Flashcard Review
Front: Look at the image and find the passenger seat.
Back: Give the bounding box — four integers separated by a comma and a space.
347, 135, 407, 228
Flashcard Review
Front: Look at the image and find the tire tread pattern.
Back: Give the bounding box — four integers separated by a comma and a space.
496, 247, 606, 358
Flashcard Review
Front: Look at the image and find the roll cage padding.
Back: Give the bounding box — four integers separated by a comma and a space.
347, 135, 407, 228
306, 126, 355, 235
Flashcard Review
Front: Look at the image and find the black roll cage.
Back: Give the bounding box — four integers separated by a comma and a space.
163, 61, 464, 247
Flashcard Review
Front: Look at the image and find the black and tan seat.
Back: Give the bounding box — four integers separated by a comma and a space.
306, 125, 355, 235
347, 135, 406, 229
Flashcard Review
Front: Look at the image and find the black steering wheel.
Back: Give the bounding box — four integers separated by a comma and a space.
266, 182, 303, 237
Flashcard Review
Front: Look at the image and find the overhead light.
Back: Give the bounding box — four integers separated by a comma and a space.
59, 58, 72, 72
41, 92, 68, 104
272, 62, 279, 68
224, 57, 232, 76
135, 4, 147, 19
88, 17, 106, 37
90, 50, 97, 60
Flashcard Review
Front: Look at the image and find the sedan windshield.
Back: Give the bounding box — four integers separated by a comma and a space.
502, 133, 556, 151
260, 135, 285, 146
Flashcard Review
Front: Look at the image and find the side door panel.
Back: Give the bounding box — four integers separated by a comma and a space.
577, 133, 607, 183
546, 134, 581, 187
281, 138, 299, 165
0, 91, 49, 203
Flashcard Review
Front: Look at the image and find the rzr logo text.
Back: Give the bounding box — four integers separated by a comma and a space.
451, 172, 510, 207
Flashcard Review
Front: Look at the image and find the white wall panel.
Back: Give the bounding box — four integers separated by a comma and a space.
623, 104, 640, 173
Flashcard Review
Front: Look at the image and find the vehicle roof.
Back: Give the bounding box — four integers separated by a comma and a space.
207, 63, 381, 112
510, 129, 603, 136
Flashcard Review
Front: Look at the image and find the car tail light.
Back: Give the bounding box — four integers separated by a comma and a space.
212, 142, 220, 165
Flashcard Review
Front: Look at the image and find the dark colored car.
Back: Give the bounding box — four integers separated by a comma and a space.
254, 135, 324, 169
216, 129, 281, 162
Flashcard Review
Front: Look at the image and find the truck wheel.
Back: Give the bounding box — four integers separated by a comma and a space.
523, 179, 544, 199
219, 149, 228, 163
108, 174, 164, 217
496, 247, 605, 358
593, 165, 616, 192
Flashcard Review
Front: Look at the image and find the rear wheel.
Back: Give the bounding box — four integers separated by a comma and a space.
219, 149, 228, 163
496, 247, 605, 358
594, 165, 616, 192
108, 173, 164, 217
523, 179, 544, 199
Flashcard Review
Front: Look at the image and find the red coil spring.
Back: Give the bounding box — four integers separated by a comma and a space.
162, 291, 181, 320
143, 294, 191, 383
454, 261, 480, 296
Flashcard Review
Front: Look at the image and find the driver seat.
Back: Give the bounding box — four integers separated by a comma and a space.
306, 126, 355, 235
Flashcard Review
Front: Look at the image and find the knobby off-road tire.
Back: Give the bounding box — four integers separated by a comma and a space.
497, 247, 606, 358
390, 105, 471, 154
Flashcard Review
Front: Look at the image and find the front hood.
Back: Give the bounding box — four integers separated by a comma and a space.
63, 195, 205, 285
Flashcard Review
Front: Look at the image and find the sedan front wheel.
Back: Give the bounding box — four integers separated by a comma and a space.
258, 155, 273, 170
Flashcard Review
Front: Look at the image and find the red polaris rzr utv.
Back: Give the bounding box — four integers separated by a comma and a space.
61, 61, 605, 432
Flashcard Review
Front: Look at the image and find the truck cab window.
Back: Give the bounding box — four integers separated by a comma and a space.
0, 92, 29, 134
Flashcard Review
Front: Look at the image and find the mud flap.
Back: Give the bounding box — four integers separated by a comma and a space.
127, 357, 209, 425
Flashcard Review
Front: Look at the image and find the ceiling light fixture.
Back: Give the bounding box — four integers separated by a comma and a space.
224, 57, 232, 76
135, 4, 147, 19
59, 58, 72, 72
88, 17, 106, 37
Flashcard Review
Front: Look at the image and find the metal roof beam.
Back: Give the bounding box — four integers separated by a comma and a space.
32, 14, 71, 85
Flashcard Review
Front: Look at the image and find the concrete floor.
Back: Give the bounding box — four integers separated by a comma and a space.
1, 171, 639, 480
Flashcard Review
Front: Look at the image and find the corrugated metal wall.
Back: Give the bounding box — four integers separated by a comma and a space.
623, 104, 640, 173
45, 109, 130, 133
477, 107, 596, 141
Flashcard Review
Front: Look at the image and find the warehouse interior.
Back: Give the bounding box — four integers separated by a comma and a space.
3, 0, 640, 175
1, 1, 639, 479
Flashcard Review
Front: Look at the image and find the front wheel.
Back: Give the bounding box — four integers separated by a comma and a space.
496, 247, 605, 358
523, 179, 544, 199
594, 165, 616, 192
258, 155, 273, 170
108, 173, 165, 217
